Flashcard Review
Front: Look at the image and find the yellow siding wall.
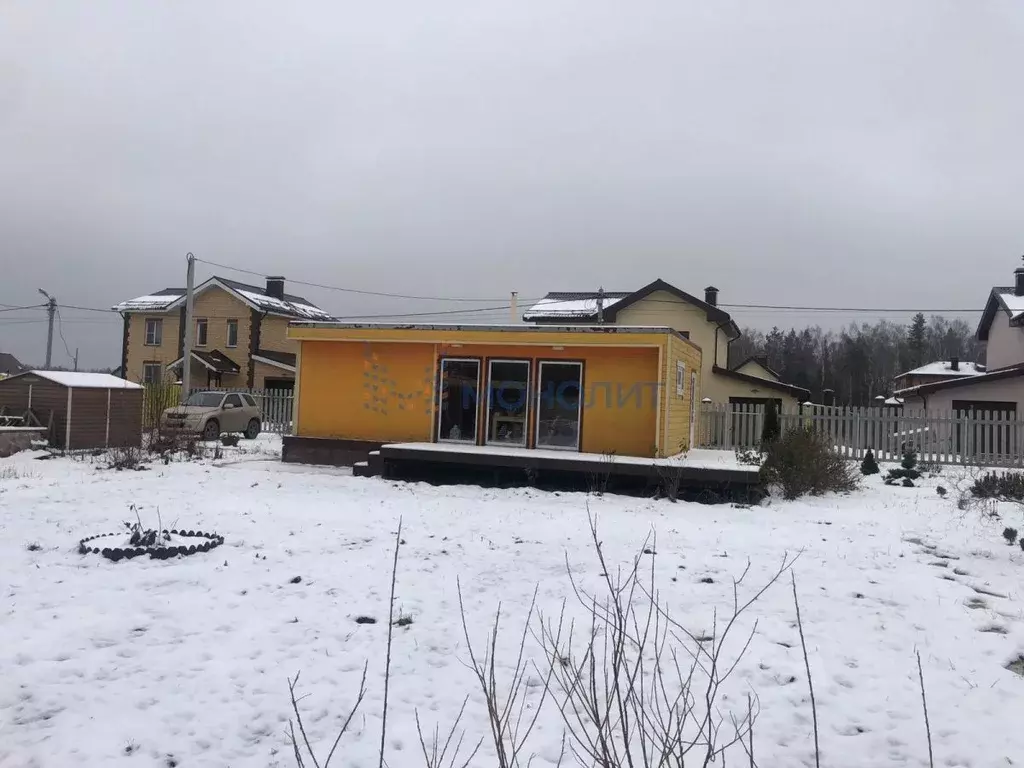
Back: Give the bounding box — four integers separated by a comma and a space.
734, 361, 779, 381
295, 339, 667, 457
192, 287, 250, 374
713, 376, 803, 413
257, 315, 294, 355
662, 334, 703, 455
126, 312, 180, 382
613, 292, 730, 400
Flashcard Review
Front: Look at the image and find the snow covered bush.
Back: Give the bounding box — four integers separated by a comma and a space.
759, 426, 860, 500
971, 471, 1024, 502
1003, 527, 1018, 546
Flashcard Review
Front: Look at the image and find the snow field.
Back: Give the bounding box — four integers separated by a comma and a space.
0, 445, 1022, 767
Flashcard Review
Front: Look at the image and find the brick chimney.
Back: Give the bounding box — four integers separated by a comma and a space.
1016, 256, 1024, 297
950, 355, 959, 371
265, 276, 285, 300
704, 286, 719, 306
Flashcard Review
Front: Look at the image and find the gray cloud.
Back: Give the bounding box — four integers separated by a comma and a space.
1, 0, 1022, 367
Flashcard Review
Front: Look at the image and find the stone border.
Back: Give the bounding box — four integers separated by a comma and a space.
78, 529, 225, 562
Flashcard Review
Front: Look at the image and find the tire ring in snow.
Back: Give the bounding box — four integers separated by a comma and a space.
78, 530, 224, 562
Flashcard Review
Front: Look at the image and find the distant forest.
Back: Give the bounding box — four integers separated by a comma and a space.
728, 313, 983, 407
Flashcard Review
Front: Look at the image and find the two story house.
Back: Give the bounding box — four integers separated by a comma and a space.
895, 259, 1024, 417
523, 279, 811, 411
114, 276, 332, 390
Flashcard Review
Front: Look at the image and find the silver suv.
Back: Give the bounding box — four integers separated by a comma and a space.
162, 391, 262, 440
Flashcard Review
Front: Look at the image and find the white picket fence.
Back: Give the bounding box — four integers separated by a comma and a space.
699, 403, 1024, 467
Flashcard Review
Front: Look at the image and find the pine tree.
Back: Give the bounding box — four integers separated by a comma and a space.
860, 449, 879, 475
761, 400, 781, 446
908, 313, 927, 368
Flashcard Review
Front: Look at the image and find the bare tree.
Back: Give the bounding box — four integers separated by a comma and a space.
538, 513, 796, 767
457, 581, 562, 768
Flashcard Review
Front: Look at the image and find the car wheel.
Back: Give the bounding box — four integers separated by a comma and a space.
244, 419, 261, 440
203, 419, 220, 441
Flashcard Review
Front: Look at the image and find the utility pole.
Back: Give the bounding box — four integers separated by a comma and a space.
73, 348, 79, 372
509, 291, 518, 322
38, 289, 56, 369
181, 252, 195, 403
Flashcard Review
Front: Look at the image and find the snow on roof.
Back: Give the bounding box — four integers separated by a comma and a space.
522, 293, 630, 320
898, 361, 984, 378
235, 289, 334, 320
111, 292, 184, 312
29, 371, 144, 389
998, 291, 1024, 321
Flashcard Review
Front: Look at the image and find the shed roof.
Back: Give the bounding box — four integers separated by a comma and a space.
2, 371, 145, 389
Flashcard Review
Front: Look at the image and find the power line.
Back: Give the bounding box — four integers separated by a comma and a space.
194, 257, 525, 303
0, 303, 46, 313
54, 309, 74, 362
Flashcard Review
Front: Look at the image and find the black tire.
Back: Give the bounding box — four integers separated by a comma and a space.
244, 419, 261, 440
202, 419, 220, 441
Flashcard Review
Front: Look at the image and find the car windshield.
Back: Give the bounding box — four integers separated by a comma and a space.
185, 392, 223, 408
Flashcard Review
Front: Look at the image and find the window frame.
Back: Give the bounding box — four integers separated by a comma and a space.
535, 360, 584, 451
675, 361, 685, 397
195, 318, 208, 347
435, 357, 482, 444
226, 319, 239, 348
142, 361, 162, 385
144, 318, 163, 347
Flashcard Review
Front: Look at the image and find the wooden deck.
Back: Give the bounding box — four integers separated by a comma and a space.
354, 442, 761, 502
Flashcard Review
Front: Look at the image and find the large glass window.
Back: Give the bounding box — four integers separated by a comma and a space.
486, 360, 529, 446
437, 359, 480, 442
536, 361, 583, 450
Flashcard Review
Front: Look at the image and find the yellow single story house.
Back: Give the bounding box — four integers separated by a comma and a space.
284, 322, 702, 462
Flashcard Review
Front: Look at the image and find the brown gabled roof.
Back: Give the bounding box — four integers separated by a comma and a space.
894, 362, 1024, 397
524, 278, 741, 338
166, 349, 241, 375
711, 365, 811, 399
0, 352, 25, 376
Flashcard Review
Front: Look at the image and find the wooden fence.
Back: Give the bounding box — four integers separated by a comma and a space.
143, 386, 294, 435
699, 403, 1024, 467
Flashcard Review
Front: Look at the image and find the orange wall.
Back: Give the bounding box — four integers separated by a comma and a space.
296, 340, 664, 456
297, 341, 436, 441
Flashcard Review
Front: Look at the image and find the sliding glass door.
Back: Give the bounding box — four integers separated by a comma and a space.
486, 360, 530, 446
437, 359, 480, 442
536, 361, 583, 450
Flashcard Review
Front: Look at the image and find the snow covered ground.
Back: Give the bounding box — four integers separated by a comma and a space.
1, 440, 1022, 768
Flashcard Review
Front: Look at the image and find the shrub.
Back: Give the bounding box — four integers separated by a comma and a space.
759, 426, 860, 500
1003, 527, 1018, 545
860, 449, 880, 475
885, 449, 921, 485
761, 400, 781, 446
105, 444, 145, 471
971, 471, 1024, 501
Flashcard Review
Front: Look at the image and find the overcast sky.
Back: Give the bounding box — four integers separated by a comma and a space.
2, 1, 1022, 369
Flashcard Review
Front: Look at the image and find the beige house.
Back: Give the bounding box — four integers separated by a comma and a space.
523, 279, 810, 411
113, 276, 332, 390
896, 260, 1024, 417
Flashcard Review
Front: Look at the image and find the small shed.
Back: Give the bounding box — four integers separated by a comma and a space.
0, 371, 144, 450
